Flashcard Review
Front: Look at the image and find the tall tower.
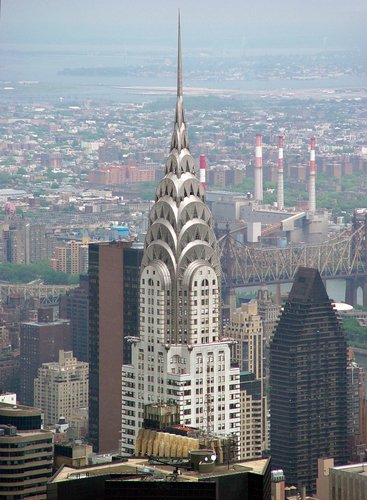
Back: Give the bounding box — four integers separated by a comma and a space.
88, 241, 142, 453
270, 267, 347, 494
254, 134, 263, 201
277, 136, 284, 210
121, 16, 240, 456
224, 301, 267, 460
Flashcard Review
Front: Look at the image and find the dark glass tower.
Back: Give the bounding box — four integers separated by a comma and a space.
88, 242, 143, 453
60, 274, 89, 362
270, 267, 347, 494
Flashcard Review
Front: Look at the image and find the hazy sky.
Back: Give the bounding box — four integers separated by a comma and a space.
1, 0, 367, 49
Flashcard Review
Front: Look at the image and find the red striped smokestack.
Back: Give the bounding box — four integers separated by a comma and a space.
254, 134, 263, 201
199, 154, 206, 191
277, 135, 284, 210
309, 137, 316, 213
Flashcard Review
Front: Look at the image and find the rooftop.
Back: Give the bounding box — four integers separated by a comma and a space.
0, 402, 41, 417
50, 457, 270, 484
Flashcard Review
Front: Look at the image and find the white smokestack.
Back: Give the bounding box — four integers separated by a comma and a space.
309, 137, 316, 213
277, 135, 284, 210
254, 134, 263, 201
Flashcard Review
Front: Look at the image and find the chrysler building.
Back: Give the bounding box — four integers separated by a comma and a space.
121, 16, 240, 455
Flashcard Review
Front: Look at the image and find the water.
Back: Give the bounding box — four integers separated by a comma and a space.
1, 43, 366, 103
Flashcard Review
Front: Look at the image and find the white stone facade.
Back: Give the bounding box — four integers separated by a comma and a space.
34, 350, 89, 426
121, 21, 240, 456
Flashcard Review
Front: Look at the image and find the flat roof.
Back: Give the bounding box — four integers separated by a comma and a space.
0, 402, 41, 417
332, 463, 367, 475
50, 457, 270, 484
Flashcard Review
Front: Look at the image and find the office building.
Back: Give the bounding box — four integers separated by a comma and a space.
270, 267, 347, 493
19, 308, 71, 406
54, 240, 89, 275
224, 301, 267, 459
60, 275, 89, 362
256, 288, 281, 345
0, 402, 53, 499
121, 20, 240, 456
316, 458, 367, 500
0, 351, 19, 394
34, 350, 89, 426
346, 348, 367, 462
47, 456, 271, 500
88, 242, 142, 453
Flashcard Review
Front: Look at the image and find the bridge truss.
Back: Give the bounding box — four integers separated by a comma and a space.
0, 283, 77, 305
218, 223, 367, 287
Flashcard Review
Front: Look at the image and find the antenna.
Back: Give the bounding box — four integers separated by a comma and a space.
177, 9, 182, 98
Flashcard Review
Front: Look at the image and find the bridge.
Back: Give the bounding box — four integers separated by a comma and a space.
218, 217, 367, 305
0, 283, 77, 305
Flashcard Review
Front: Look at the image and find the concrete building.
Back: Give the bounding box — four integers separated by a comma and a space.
224, 301, 267, 459
317, 459, 367, 500
121, 22, 240, 456
256, 288, 281, 345
54, 240, 89, 274
19, 308, 71, 406
34, 350, 89, 426
88, 164, 155, 186
346, 348, 367, 462
88, 242, 142, 453
0, 351, 19, 394
271, 469, 286, 500
1, 221, 47, 264
47, 456, 271, 500
270, 267, 347, 494
54, 441, 93, 470
0, 402, 53, 499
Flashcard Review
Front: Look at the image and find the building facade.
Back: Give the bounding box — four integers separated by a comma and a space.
270, 267, 347, 493
0, 403, 53, 499
88, 242, 142, 453
346, 348, 367, 462
60, 275, 89, 362
121, 22, 240, 456
256, 288, 280, 346
224, 301, 267, 459
54, 240, 89, 275
34, 350, 89, 426
19, 309, 71, 406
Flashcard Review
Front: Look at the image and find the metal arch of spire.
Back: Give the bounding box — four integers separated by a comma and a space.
142, 13, 221, 280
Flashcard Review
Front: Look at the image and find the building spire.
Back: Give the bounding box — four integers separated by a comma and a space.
171, 9, 189, 153
177, 9, 183, 99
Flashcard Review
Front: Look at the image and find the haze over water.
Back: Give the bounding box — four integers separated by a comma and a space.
0, 0, 366, 102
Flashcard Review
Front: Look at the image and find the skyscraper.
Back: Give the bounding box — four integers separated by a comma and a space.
121, 17, 240, 456
224, 301, 267, 459
88, 242, 142, 453
270, 267, 347, 493
60, 275, 89, 362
